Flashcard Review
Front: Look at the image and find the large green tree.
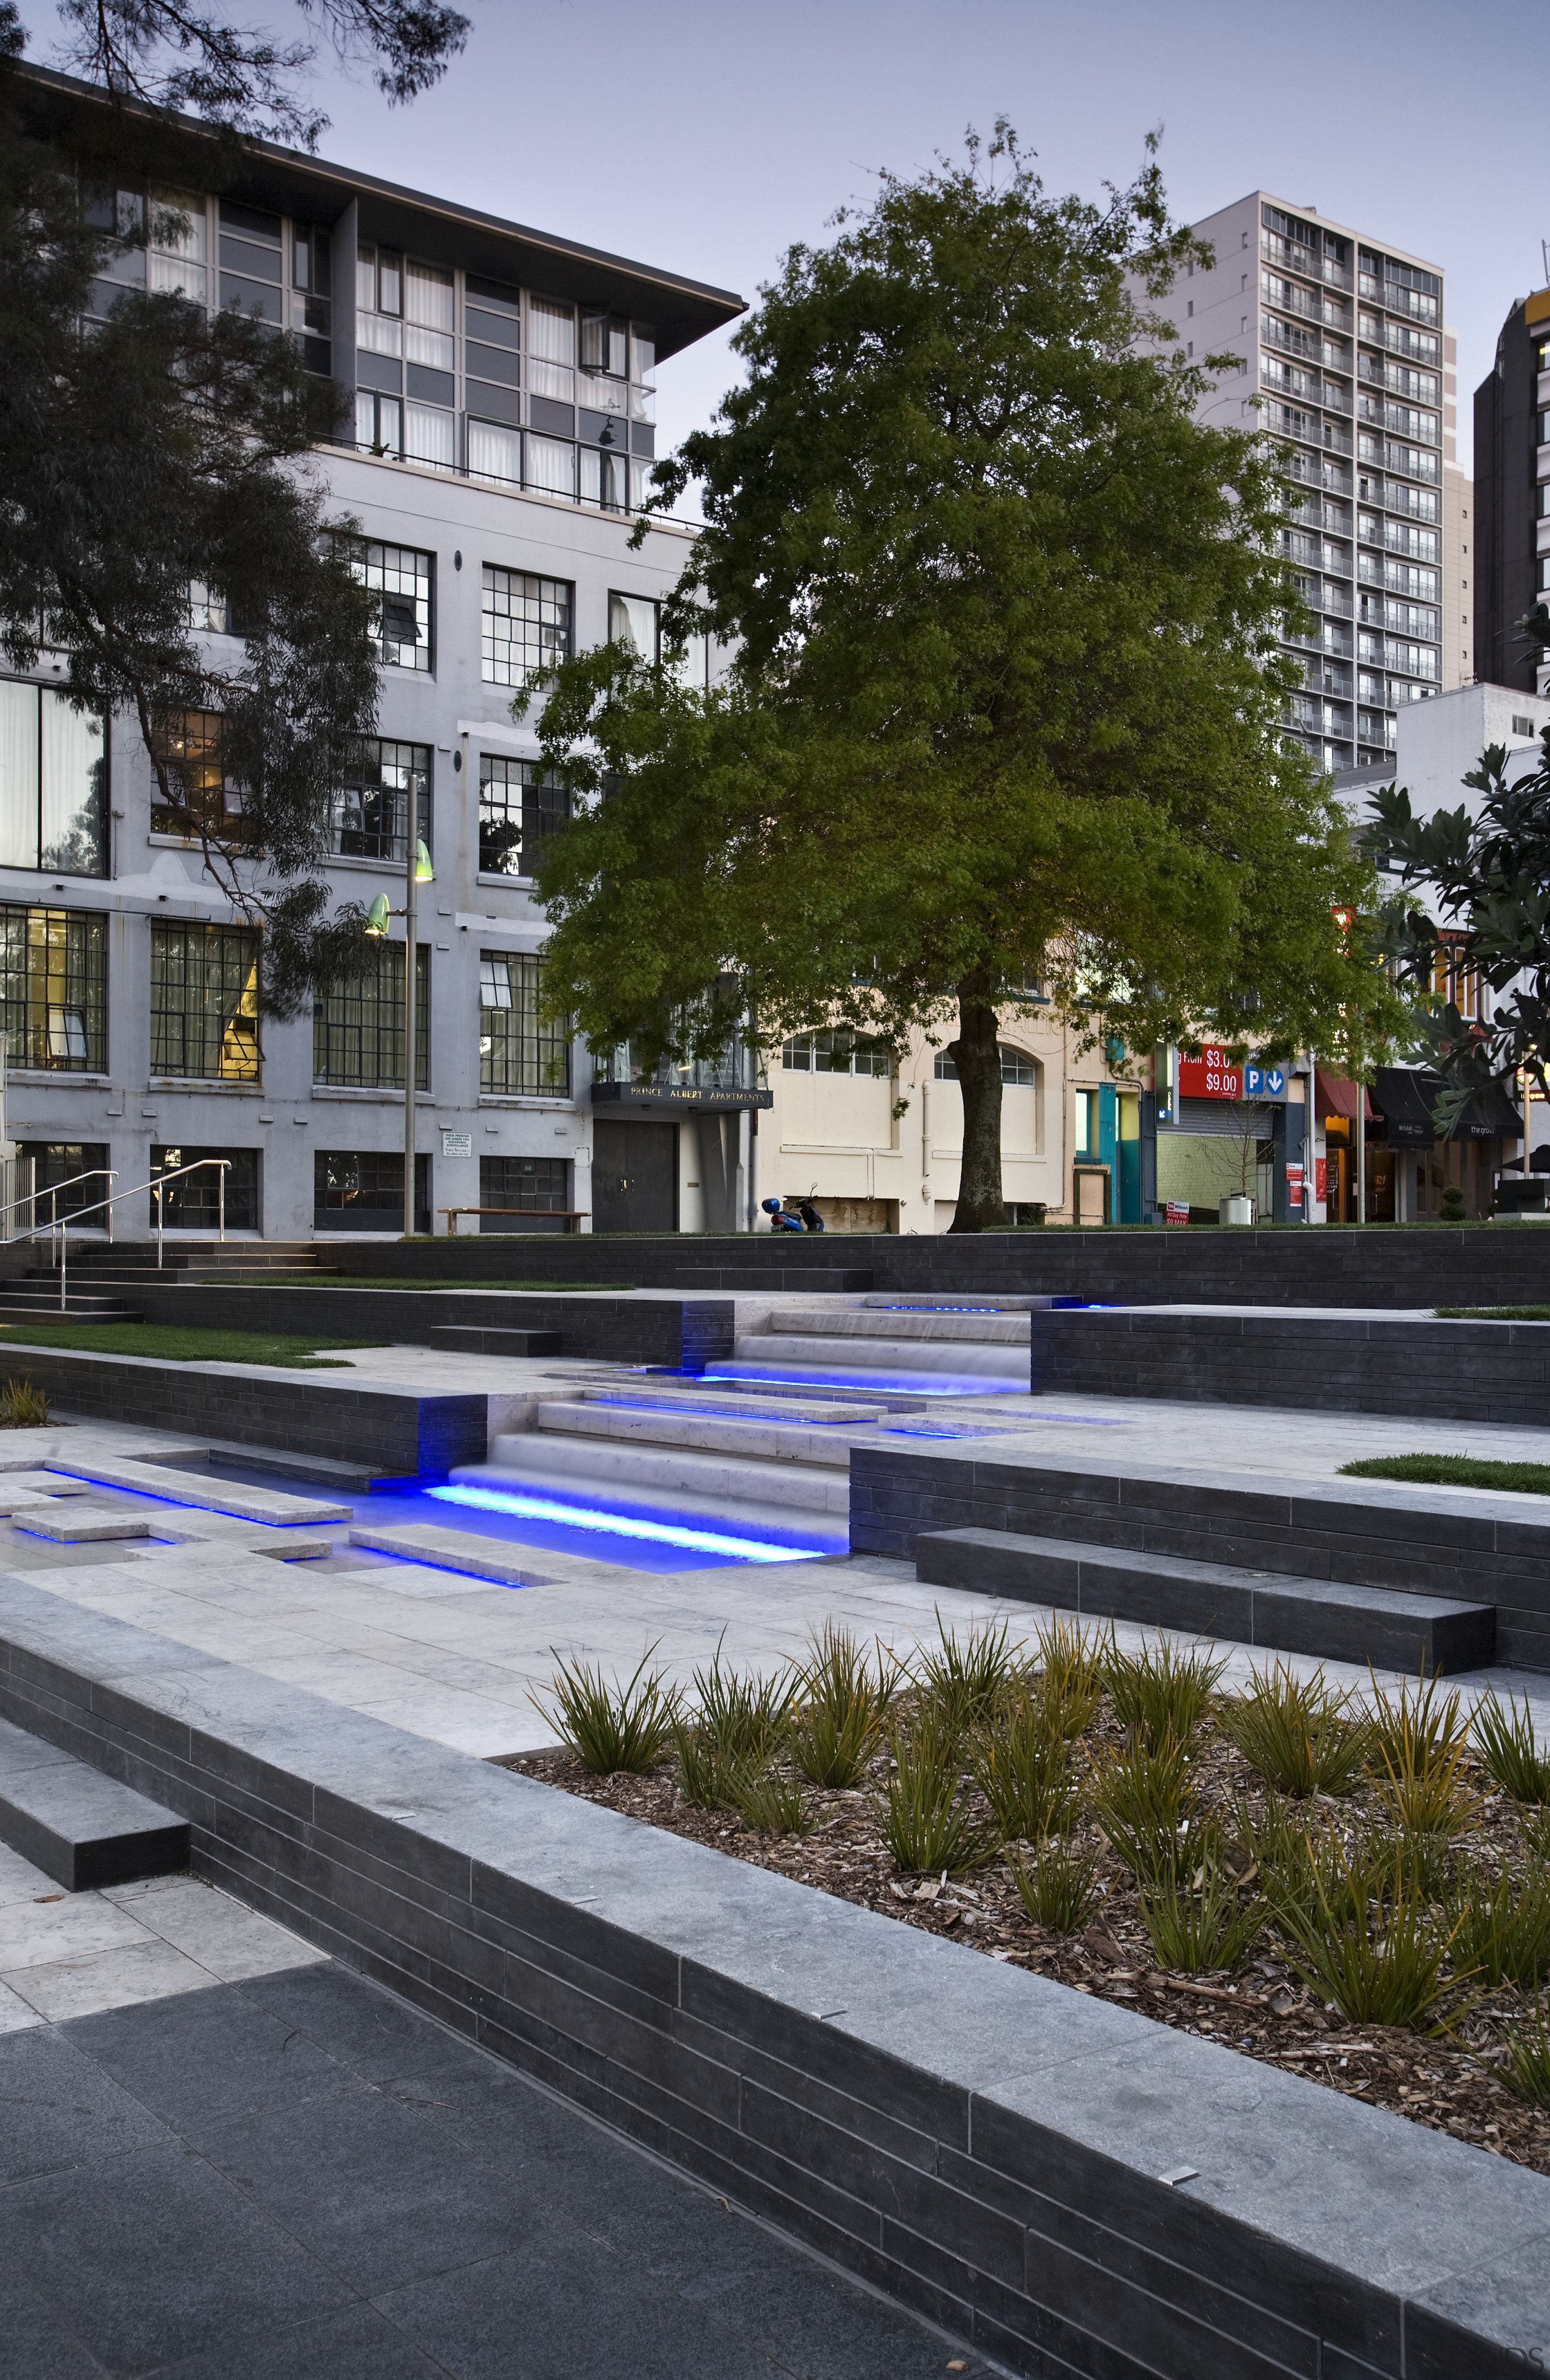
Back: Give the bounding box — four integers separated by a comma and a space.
531, 130, 1385, 1227
0, 0, 467, 1007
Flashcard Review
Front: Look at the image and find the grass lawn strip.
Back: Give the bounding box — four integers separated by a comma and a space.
504, 1634, 1550, 2175
1436, 1305, 1550, 1322
1341, 1453, 1550, 1496
215, 1276, 627, 1293
0, 1321, 387, 1368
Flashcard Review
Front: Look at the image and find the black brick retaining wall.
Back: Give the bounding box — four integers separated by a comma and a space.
1, 1573, 1542, 2380
1034, 1308, 1550, 1425
0, 1346, 487, 1475
851, 1444, 1550, 1671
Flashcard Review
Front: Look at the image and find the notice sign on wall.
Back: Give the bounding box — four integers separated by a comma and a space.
1315, 1157, 1328, 1204
1164, 1200, 1190, 1225
441, 1131, 472, 1159
1285, 1161, 1304, 1206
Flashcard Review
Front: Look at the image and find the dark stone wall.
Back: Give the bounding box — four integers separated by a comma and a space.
264, 1225, 1550, 1309
0, 1346, 487, 1475
851, 1444, 1550, 1670
106, 1283, 734, 1370
1032, 1308, 1550, 1425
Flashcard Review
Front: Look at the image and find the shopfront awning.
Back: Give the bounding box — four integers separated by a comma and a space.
1370, 1067, 1523, 1144
1372, 1068, 1437, 1148
1315, 1068, 1378, 1123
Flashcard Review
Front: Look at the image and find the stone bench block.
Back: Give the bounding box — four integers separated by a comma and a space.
915, 1526, 1497, 1673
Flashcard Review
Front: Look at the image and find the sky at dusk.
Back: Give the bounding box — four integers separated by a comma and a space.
19, 0, 1546, 476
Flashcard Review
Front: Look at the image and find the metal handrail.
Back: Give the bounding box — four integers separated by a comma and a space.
0, 1166, 116, 1239
30, 1159, 231, 1313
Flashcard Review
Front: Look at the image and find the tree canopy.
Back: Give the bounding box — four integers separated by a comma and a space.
0, 0, 467, 1007
1365, 606, 1550, 1137
532, 129, 1388, 1226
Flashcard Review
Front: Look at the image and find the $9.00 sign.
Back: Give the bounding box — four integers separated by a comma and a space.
1176, 1047, 1241, 1100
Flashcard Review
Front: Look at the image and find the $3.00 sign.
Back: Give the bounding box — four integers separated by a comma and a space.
1176, 1047, 1242, 1099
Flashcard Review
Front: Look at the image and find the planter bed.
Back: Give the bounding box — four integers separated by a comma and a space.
504, 1662, 1550, 2178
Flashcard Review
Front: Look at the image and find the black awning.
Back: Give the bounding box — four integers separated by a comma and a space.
1464, 1080, 1525, 1141
1372, 1068, 1437, 1148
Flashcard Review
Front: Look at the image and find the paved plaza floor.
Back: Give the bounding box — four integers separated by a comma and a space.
0, 1829, 983, 2379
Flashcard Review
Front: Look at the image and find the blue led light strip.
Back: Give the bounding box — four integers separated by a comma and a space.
426, 1481, 829, 1562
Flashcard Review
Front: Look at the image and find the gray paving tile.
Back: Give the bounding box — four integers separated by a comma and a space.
61, 1972, 354, 2140
147, 2304, 445, 2379
193, 2081, 537, 2296
0, 2024, 170, 2186
232, 1962, 491, 2088
0, 2267, 108, 2379
4, 2138, 355, 2373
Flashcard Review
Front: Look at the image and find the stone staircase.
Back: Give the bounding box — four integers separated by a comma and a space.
713, 1293, 1036, 1396
0, 1239, 337, 1320
467, 1381, 899, 1553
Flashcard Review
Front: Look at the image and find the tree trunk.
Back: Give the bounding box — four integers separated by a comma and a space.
947, 984, 1006, 1232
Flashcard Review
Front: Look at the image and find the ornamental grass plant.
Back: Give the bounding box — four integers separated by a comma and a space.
912, 1613, 1019, 1740
788, 1622, 894, 1788
541, 1648, 677, 1775
969, 1693, 1074, 1843
1102, 1638, 1225, 1755
1006, 1838, 1102, 1935
1138, 1870, 1266, 1975
877, 1704, 993, 1876
1217, 1663, 1371, 1798
1473, 1692, 1550, 1804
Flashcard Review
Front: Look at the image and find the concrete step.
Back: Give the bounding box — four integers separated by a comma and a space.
0, 1291, 142, 1320
914, 1527, 1496, 1675
426, 1326, 562, 1357
0, 1715, 188, 1889
12, 1502, 159, 1543
452, 1460, 846, 1550
42, 1455, 351, 1526
777, 1307, 1032, 1346
484, 1430, 849, 1515
536, 1398, 865, 1468
861, 1295, 1054, 1315
579, 1384, 890, 1425
731, 1332, 1029, 1382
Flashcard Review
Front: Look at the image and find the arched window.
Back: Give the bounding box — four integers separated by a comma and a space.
934, 1043, 1038, 1084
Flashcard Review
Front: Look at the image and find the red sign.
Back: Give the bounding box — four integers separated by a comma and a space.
1177, 1045, 1243, 1100
1164, 1201, 1190, 1226
1314, 1157, 1328, 1204
1285, 1162, 1304, 1207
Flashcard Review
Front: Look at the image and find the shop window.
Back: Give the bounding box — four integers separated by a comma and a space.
148, 1145, 258, 1229
15, 1142, 111, 1225
479, 1154, 569, 1229
313, 1149, 429, 1232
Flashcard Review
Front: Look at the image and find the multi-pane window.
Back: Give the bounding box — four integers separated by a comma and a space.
607, 592, 710, 688
782, 1031, 892, 1077
217, 200, 283, 322
16, 1143, 112, 1225
480, 952, 569, 1094
149, 190, 208, 303
1429, 937, 1485, 1022
348, 542, 432, 669
329, 740, 430, 863
150, 923, 259, 1080
528, 295, 575, 403
932, 1044, 1039, 1085
314, 1149, 429, 1229
478, 757, 567, 876
313, 943, 428, 1089
482, 568, 571, 688
0, 680, 108, 876
149, 1145, 259, 1229
480, 1154, 569, 1220
150, 712, 253, 841
0, 907, 107, 1071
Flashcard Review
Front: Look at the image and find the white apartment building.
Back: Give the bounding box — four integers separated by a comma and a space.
5, 68, 748, 1242
1154, 192, 1451, 778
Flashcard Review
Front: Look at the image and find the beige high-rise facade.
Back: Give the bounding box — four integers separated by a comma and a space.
1152, 192, 1451, 775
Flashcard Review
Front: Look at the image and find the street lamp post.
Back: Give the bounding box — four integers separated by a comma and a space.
364, 821, 434, 1240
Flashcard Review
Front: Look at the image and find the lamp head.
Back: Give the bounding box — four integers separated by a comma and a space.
364, 893, 391, 937
414, 838, 434, 884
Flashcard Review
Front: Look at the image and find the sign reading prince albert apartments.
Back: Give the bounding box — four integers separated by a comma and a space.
1176, 1049, 1290, 1103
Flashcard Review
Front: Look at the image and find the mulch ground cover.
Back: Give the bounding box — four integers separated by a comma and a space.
503, 1690, 1550, 2176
